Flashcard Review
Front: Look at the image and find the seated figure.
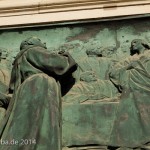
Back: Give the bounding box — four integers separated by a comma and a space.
63, 70, 120, 103
110, 39, 150, 92
63, 46, 120, 103
109, 39, 150, 148
62, 39, 150, 149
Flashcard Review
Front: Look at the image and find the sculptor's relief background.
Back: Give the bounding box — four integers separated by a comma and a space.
0, 17, 150, 78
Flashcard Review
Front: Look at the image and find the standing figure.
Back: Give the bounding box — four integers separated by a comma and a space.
0, 37, 76, 150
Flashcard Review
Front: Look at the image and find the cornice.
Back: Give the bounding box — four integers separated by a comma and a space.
0, 0, 150, 16
0, 0, 150, 29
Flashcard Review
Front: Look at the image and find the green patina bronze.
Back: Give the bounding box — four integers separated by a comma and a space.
0, 17, 149, 150
0, 37, 77, 150
62, 39, 150, 149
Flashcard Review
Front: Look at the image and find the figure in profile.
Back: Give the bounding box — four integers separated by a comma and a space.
0, 37, 77, 150
109, 39, 150, 147
110, 39, 150, 91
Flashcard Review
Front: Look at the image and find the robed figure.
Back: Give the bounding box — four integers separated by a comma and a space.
0, 37, 76, 150
109, 39, 150, 147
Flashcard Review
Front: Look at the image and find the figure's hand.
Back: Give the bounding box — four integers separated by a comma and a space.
127, 60, 139, 69
58, 50, 66, 55
59, 51, 77, 70
58, 51, 70, 58
0, 94, 11, 109
80, 71, 98, 82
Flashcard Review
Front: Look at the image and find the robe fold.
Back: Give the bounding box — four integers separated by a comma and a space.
0, 46, 76, 150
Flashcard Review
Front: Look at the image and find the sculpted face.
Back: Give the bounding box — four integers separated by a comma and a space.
101, 46, 116, 58
28, 37, 46, 48
20, 37, 47, 50
131, 39, 143, 51
130, 39, 145, 55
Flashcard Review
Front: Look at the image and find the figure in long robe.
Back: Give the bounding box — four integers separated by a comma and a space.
0, 37, 76, 150
109, 39, 150, 148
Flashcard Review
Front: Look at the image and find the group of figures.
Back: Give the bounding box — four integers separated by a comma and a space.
0, 36, 149, 150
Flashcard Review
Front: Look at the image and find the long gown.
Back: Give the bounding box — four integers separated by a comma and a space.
0, 46, 76, 150
109, 51, 150, 147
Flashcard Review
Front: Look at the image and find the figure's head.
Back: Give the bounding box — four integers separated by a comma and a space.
0, 48, 8, 61
85, 41, 102, 57
20, 36, 47, 51
80, 71, 98, 82
130, 39, 150, 55
101, 46, 117, 58
86, 49, 102, 57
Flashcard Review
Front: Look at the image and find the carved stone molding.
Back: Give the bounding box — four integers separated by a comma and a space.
0, 0, 150, 29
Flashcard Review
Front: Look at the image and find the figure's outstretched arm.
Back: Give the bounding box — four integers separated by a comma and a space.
26, 48, 77, 75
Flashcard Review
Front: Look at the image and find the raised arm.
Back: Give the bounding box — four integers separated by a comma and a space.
26, 47, 77, 75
